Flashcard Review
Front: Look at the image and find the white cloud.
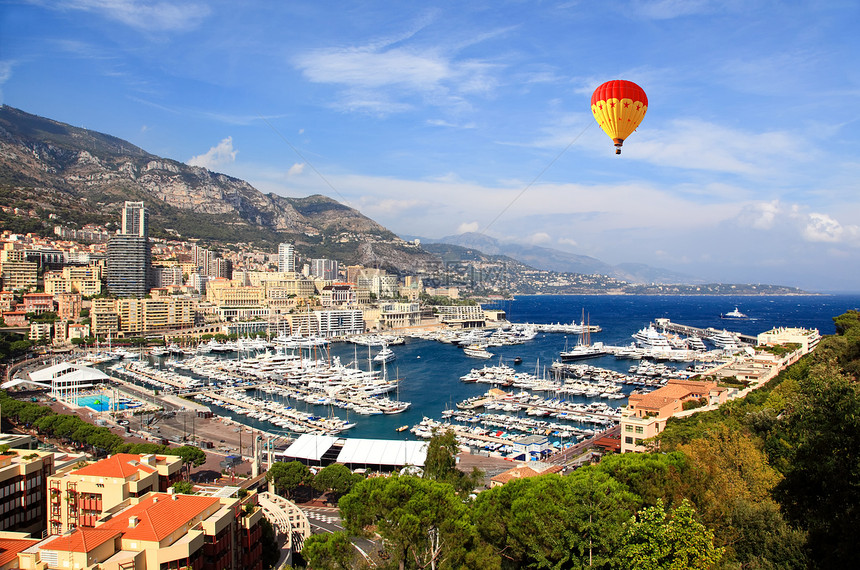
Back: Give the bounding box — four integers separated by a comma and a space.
633, 118, 813, 179
292, 36, 499, 114
557, 237, 578, 247
287, 163, 305, 176
0, 60, 13, 104
457, 222, 480, 234
187, 137, 237, 170
803, 212, 860, 245
737, 200, 781, 230
53, 0, 210, 32
526, 232, 552, 245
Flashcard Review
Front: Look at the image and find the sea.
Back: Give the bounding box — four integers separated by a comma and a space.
180, 294, 860, 443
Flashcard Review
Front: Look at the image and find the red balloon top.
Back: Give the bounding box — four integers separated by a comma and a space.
591, 80, 648, 107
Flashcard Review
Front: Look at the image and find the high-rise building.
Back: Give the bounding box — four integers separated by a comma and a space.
121, 201, 148, 237
278, 243, 295, 272
311, 258, 339, 280
106, 234, 150, 298
107, 202, 151, 298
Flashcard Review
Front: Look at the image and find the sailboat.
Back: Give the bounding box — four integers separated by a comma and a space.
559, 310, 606, 361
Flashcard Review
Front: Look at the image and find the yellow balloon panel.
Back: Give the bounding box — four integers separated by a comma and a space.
591, 98, 647, 143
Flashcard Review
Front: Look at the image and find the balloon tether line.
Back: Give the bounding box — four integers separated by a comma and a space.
258, 114, 352, 207
479, 121, 594, 235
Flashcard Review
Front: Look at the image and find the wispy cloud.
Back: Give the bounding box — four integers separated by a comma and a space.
634, 118, 814, 179
47, 0, 210, 32
287, 163, 305, 176
187, 137, 237, 170
457, 221, 479, 234
292, 35, 500, 114
0, 60, 14, 104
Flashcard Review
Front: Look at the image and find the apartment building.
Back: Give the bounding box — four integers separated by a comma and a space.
22, 293, 55, 314
47, 453, 183, 536
44, 265, 103, 296
620, 379, 728, 453
55, 292, 83, 321
90, 298, 196, 336
0, 449, 55, 536
22, 489, 263, 570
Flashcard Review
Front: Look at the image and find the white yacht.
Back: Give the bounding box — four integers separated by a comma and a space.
373, 345, 396, 364
463, 344, 493, 359
560, 341, 607, 361
710, 329, 740, 349
632, 325, 672, 350
721, 307, 748, 319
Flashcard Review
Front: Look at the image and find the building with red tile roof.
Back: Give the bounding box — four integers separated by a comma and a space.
48, 454, 182, 536
621, 379, 729, 453
22, 489, 264, 570
0, 533, 39, 570
489, 462, 564, 487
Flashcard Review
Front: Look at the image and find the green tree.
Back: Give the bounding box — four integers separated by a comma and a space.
312, 463, 361, 502
617, 499, 723, 570
774, 365, 860, 567
266, 461, 311, 499
174, 445, 207, 478
172, 480, 194, 494
339, 475, 486, 570
423, 429, 483, 494
301, 531, 355, 570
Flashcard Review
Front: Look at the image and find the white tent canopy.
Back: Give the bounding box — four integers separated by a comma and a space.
337, 438, 427, 467
279, 433, 427, 468
281, 433, 340, 462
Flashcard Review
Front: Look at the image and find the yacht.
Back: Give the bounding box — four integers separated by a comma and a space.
632, 325, 672, 350
560, 341, 607, 361
710, 329, 740, 349
373, 345, 396, 364
463, 344, 493, 359
721, 307, 749, 319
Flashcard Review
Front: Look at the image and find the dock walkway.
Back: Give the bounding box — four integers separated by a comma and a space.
654, 319, 757, 345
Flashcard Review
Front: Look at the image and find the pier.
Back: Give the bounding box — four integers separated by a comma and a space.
653, 318, 757, 345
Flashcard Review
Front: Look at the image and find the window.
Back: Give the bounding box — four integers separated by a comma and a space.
624, 425, 633, 432
624, 436, 633, 444
635, 426, 644, 434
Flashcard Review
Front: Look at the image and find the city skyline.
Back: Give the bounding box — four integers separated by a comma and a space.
2, 2, 859, 291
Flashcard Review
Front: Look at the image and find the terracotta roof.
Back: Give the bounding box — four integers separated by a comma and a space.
99, 493, 221, 543
491, 463, 563, 484
43, 528, 122, 553
73, 454, 158, 478
0, 537, 39, 566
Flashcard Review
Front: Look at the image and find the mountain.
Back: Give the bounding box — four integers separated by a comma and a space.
0, 105, 436, 271
415, 232, 696, 284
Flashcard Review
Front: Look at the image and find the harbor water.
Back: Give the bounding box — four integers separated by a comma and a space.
119, 294, 860, 443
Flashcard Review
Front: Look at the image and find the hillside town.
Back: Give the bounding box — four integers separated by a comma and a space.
1, 201, 507, 347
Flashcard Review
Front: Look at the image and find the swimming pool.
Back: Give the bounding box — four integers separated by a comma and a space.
76, 395, 130, 412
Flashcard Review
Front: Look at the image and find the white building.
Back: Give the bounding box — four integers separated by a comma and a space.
278, 243, 295, 272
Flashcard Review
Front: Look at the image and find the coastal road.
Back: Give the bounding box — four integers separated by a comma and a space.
301, 506, 378, 565
547, 424, 621, 466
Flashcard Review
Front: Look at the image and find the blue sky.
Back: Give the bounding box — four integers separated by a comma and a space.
2, 1, 859, 292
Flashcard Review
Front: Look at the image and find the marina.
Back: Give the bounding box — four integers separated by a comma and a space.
69, 294, 856, 456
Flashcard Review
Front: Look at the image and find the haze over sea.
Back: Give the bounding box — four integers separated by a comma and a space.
211, 294, 860, 442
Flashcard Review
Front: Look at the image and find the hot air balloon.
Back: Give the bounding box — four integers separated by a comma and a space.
591, 80, 648, 155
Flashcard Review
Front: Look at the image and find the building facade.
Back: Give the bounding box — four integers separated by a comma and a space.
106, 235, 150, 298
277, 243, 295, 273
